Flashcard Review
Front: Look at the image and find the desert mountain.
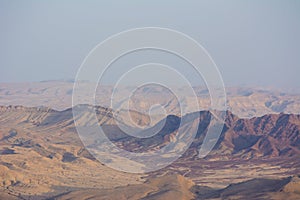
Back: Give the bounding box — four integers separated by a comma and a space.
1, 105, 299, 160
0, 105, 300, 199
1, 81, 300, 118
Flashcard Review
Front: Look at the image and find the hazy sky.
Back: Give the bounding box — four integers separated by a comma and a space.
1, 0, 300, 88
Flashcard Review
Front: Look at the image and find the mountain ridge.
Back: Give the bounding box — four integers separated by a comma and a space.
1, 105, 300, 199
1, 105, 300, 160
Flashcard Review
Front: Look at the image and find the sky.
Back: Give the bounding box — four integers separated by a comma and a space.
0, 0, 300, 89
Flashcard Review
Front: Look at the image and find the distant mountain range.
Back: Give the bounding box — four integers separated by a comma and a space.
1, 81, 300, 119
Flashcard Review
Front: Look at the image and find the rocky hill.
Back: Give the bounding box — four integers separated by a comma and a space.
0, 105, 300, 199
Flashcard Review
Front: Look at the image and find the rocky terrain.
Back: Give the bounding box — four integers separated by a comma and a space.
0, 105, 299, 199
46, 175, 300, 200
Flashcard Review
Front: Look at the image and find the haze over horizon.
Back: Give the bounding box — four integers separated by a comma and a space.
1, 0, 300, 89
